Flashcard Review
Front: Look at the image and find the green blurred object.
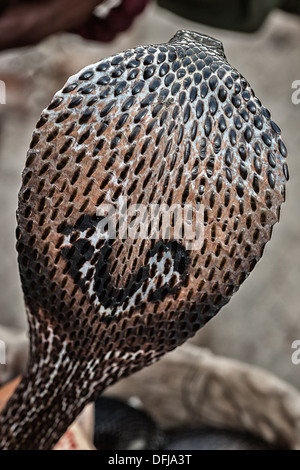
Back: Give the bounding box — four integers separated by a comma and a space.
157, 0, 299, 32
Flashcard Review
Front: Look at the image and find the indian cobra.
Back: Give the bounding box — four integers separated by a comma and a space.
0, 30, 288, 450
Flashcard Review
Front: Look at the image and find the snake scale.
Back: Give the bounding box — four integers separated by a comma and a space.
0, 30, 288, 449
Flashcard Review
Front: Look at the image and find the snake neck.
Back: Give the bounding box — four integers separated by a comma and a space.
0, 348, 97, 450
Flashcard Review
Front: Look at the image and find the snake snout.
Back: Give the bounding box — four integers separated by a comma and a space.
171, 30, 225, 59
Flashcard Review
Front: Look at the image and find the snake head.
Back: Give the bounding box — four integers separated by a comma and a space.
169, 30, 226, 60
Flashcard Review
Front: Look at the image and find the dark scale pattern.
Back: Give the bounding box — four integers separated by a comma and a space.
0, 30, 287, 450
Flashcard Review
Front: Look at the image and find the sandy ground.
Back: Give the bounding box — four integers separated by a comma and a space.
0, 3, 299, 388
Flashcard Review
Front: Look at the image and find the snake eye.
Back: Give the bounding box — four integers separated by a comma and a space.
201, 35, 222, 49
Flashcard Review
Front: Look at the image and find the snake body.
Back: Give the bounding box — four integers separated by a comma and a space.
0, 30, 288, 449
94, 396, 165, 450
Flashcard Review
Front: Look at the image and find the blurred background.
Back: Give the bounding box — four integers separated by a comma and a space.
0, 0, 299, 390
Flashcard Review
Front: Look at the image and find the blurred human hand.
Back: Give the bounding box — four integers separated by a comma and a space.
0, 0, 102, 50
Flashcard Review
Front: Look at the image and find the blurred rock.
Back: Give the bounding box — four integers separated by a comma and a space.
107, 343, 300, 449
